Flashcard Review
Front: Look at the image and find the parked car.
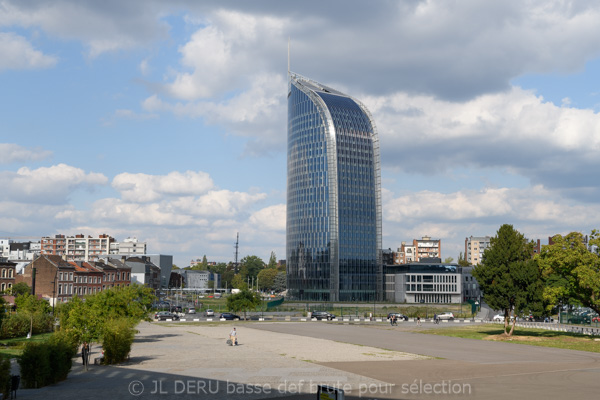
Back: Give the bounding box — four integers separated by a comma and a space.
592, 316, 600, 323
157, 312, 179, 321
567, 313, 592, 324
154, 311, 171, 319
492, 314, 504, 322
387, 313, 408, 321
437, 312, 454, 321
205, 309, 215, 317
187, 308, 196, 314
220, 313, 241, 320
311, 311, 336, 321
170, 305, 182, 313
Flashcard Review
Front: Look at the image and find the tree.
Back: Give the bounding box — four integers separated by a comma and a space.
226, 289, 261, 320
208, 262, 227, 275
443, 257, 454, 264
172, 264, 180, 270
257, 268, 277, 291
11, 282, 30, 297
457, 252, 470, 267
472, 224, 543, 336
267, 251, 277, 269
273, 272, 287, 293
239, 255, 265, 281
537, 230, 600, 315
231, 274, 247, 290
58, 285, 155, 360
201, 255, 208, 270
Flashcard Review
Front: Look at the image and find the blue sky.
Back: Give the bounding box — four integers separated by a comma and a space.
2, 1, 600, 267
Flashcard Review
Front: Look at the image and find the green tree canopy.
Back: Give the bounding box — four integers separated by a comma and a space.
257, 268, 278, 291
15, 293, 51, 315
537, 230, 600, 315
472, 224, 543, 336
267, 251, 277, 269
457, 252, 470, 267
273, 272, 286, 293
226, 289, 261, 319
239, 255, 265, 280
58, 284, 155, 344
11, 282, 31, 297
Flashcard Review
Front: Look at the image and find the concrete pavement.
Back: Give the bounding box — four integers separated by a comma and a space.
12, 320, 600, 399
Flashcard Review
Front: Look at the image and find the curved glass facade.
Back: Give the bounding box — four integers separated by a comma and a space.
287, 73, 382, 302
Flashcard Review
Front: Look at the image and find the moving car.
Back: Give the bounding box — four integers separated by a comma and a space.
220, 313, 241, 320
387, 313, 408, 321
187, 308, 196, 314
492, 314, 504, 322
205, 309, 215, 317
311, 311, 336, 321
437, 312, 454, 321
157, 312, 179, 321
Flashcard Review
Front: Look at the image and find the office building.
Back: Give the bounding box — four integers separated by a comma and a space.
286, 72, 382, 301
385, 262, 462, 304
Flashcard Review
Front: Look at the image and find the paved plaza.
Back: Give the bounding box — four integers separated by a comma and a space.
13, 320, 600, 399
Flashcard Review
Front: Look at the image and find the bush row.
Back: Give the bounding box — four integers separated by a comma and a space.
0, 313, 53, 339
18, 331, 77, 389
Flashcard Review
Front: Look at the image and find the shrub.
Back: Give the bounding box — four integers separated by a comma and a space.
102, 318, 135, 364
0, 356, 11, 398
0, 313, 54, 339
18, 332, 76, 388
0, 314, 30, 339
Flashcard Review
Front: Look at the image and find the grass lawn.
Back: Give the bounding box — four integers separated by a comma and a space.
0, 333, 54, 358
419, 324, 600, 353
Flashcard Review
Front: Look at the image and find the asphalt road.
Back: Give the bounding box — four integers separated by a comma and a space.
250, 322, 600, 399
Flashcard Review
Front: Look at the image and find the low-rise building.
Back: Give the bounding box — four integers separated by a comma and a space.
385, 262, 462, 304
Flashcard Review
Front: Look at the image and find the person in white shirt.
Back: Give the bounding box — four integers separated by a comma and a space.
229, 327, 238, 346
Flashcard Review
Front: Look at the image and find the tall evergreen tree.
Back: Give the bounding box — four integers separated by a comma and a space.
472, 224, 543, 336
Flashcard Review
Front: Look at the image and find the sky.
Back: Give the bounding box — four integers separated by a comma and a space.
1, 0, 600, 268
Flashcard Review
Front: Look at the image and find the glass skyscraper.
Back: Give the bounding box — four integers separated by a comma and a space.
286, 72, 382, 302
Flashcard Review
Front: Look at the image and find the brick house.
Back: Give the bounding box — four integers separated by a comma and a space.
17, 255, 76, 305
0, 260, 16, 293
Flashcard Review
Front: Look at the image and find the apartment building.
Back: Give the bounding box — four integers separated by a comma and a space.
110, 237, 147, 256
41, 234, 115, 262
414, 236, 441, 261
464, 236, 491, 265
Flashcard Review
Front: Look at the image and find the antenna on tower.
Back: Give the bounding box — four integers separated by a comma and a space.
234, 232, 239, 272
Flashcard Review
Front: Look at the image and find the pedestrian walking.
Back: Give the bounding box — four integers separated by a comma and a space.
416, 316, 421, 326
229, 327, 238, 346
81, 342, 90, 366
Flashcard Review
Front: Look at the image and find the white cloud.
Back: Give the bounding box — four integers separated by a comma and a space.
249, 204, 286, 232
143, 73, 287, 156
0, 0, 169, 58
0, 164, 108, 204
0, 32, 57, 71
0, 143, 52, 164
382, 184, 600, 258
365, 86, 600, 196
165, 9, 287, 100
112, 170, 215, 202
